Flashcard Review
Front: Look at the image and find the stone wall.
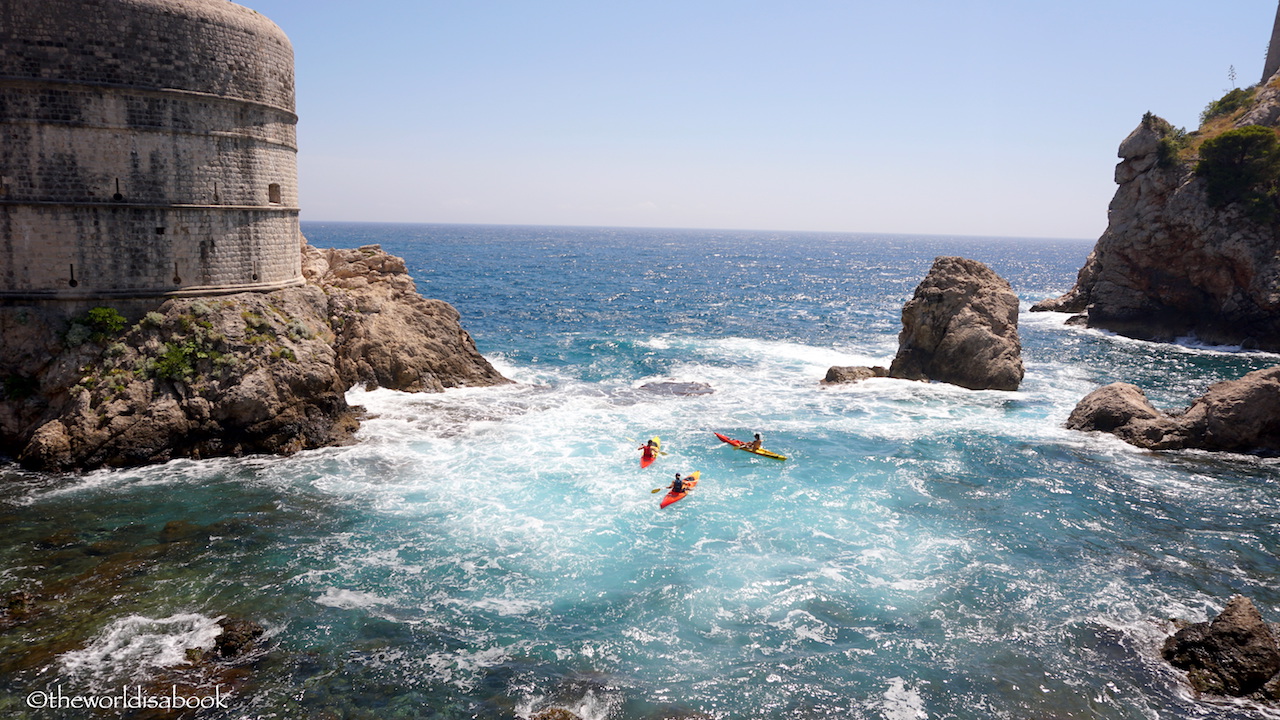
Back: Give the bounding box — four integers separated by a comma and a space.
0, 0, 302, 299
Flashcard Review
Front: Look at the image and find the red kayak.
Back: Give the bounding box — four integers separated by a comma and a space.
640, 436, 661, 468
659, 471, 700, 508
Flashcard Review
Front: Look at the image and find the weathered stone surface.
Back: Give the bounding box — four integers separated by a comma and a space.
304, 244, 508, 393
1164, 596, 1280, 697
888, 257, 1024, 391
1067, 367, 1280, 455
821, 366, 888, 385
639, 381, 714, 396
206, 617, 266, 662
0, 243, 508, 471
1065, 382, 1182, 449
1032, 90, 1280, 350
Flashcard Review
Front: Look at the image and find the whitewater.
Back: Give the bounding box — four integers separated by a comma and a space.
2, 223, 1279, 719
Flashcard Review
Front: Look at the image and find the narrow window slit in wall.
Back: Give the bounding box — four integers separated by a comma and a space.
173, 263, 181, 285
112, 178, 123, 202
155, 227, 165, 235
68, 264, 77, 288
268, 183, 281, 205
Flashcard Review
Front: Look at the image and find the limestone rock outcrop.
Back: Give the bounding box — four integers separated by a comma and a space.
1032, 82, 1280, 350
1067, 366, 1280, 454
0, 243, 508, 471
820, 366, 888, 385
887, 256, 1024, 391
1164, 595, 1280, 699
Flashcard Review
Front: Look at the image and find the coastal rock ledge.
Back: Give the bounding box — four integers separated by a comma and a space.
0, 243, 509, 471
1066, 366, 1280, 454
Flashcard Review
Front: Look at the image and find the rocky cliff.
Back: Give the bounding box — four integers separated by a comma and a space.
0, 243, 509, 471
1033, 76, 1280, 349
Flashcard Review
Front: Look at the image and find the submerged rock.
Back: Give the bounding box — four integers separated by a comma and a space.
0, 242, 509, 471
1164, 595, 1280, 698
206, 617, 266, 662
639, 381, 714, 396
888, 256, 1024, 391
1067, 366, 1280, 455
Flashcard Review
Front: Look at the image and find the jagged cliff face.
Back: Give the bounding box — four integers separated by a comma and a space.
1034, 77, 1280, 349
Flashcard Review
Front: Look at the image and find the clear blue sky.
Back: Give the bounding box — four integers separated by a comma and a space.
247, 0, 1278, 239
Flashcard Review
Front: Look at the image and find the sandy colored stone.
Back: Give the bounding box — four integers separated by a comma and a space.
888, 256, 1024, 391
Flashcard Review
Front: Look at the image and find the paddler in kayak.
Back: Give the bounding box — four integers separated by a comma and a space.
668, 473, 689, 494
744, 432, 764, 451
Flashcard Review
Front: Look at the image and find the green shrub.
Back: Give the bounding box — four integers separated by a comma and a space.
151, 340, 221, 381
85, 307, 126, 335
2, 374, 38, 400
1143, 112, 1190, 169
1196, 125, 1280, 222
153, 341, 196, 380
285, 319, 312, 340
65, 306, 128, 345
1201, 87, 1256, 125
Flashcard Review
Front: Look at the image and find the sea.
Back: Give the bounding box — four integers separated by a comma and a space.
3, 222, 1280, 720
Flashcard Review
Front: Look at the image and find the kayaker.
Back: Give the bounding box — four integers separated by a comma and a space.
639, 438, 659, 456
669, 473, 687, 494
744, 432, 763, 451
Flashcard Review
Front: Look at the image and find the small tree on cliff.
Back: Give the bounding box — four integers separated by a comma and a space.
1195, 125, 1280, 222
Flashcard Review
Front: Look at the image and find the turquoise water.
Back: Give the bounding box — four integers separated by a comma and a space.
3, 223, 1280, 719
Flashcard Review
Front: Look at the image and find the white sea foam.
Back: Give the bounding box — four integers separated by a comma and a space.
315, 587, 394, 610
60, 613, 222, 681
881, 677, 928, 720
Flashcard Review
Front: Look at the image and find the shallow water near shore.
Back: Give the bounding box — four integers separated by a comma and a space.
3, 223, 1280, 719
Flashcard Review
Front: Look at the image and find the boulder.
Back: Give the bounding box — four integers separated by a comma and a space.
1067, 367, 1280, 455
821, 366, 888, 385
1164, 595, 1280, 697
1065, 382, 1182, 449
888, 256, 1024, 391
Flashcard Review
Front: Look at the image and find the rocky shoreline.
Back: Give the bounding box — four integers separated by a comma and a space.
1031, 79, 1280, 351
0, 243, 509, 472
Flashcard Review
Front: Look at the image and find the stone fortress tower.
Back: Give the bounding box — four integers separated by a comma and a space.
1265, 1, 1280, 82
0, 0, 304, 302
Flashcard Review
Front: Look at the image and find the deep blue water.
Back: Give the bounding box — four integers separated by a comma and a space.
3, 222, 1280, 719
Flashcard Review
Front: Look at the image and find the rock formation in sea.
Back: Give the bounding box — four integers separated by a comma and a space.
822, 257, 1023, 390
887, 256, 1024, 391
1032, 76, 1280, 350
1164, 595, 1280, 699
0, 243, 509, 472
1066, 366, 1280, 454
820, 366, 889, 385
